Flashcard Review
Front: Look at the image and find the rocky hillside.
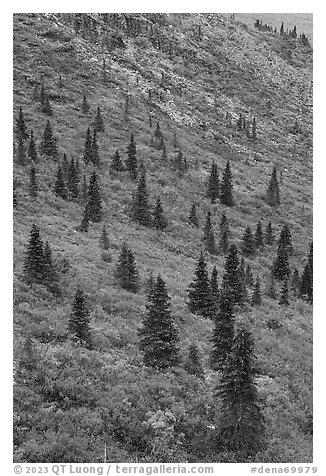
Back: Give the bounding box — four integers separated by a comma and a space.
13, 13, 313, 463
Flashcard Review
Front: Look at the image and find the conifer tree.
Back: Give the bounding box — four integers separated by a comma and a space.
207, 161, 220, 204
264, 221, 274, 245
254, 221, 264, 249
68, 288, 92, 348
15, 106, 28, 140
266, 166, 280, 206
266, 274, 277, 299
220, 160, 234, 206
187, 253, 214, 319
278, 224, 293, 255
42, 96, 53, 116
279, 280, 289, 306
210, 266, 219, 304
222, 245, 245, 306
62, 153, 69, 178
241, 226, 256, 256
251, 277, 262, 306
83, 127, 93, 164
40, 120, 57, 158
211, 290, 235, 371
219, 212, 230, 253
27, 130, 38, 162
185, 343, 204, 379
111, 150, 125, 172
272, 240, 290, 281
203, 211, 216, 254
308, 242, 313, 273
87, 171, 102, 222
245, 264, 254, 287
131, 169, 151, 227
54, 165, 68, 200
29, 166, 38, 198
161, 141, 167, 161
216, 327, 265, 456
81, 93, 90, 114
153, 197, 168, 230
280, 22, 284, 35
188, 203, 199, 227
81, 174, 88, 201
115, 243, 139, 293
146, 271, 155, 297
43, 241, 60, 295
67, 158, 79, 199
91, 129, 100, 166
16, 135, 27, 166
300, 263, 313, 303
252, 116, 257, 143
93, 106, 105, 133
23, 224, 45, 285
80, 203, 90, 232
126, 134, 138, 179
99, 225, 110, 250
139, 275, 180, 369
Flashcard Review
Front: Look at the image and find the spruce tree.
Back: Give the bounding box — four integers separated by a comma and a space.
279, 280, 289, 306
81, 93, 90, 114
131, 169, 151, 226
23, 224, 44, 285
203, 211, 216, 255
184, 343, 204, 379
254, 221, 264, 249
27, 130, 38, 162
251, 277, 262, 306
153, 197, 168, 230
81, 174, 88, 201
43, 241, 60, 295
15, 106, 28, 140
99, 225, 110, 250
216, 327, 265, 457
219, 212, 230, 253
29, 166, 38, 198
111, 150, 125, 172
40, 120, 57, 158
80, 203, 90, 232
93, 106, 105, 132
68, 288, 92, 348
83, 127, 93, 164
187, 253, 214, 319
67, 158, 79, 199
220, 160, 234, 206
16, 135, 27, 166
87, 171, 102, 222
211, 290, 235, 371
222, 245, 245, 306
126, 133, 138, 179
241, 226, 256, 256
278, 224, 293, 255
207, 161, 220, 204
266, 166, 280, 206
272, 240, 290, 281
54, 165, 68, 200
42, 96, 53, 116
264, 221, 274, 245
91, 129, 100, 166
188, 203, 199, 227
300, 263, 313, 303
245, 264, 254, 287
115, 243, 139, 293
62, 152, 69, 178
210, 266, 219, 304
139, 275, 180, 369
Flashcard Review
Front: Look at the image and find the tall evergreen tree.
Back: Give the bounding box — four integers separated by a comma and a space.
91, 129, 100, 166
139, 275, 180, 369
27, 130, 38, 162
16, 135, 27, 166
111, 150, 125, 172
80, 203, 90, 232
43, 241, 60, 295
115, 243, 139, 293
203, 211, 216, 254
67, 158, 79, 199
99, 225, 110, 250
68, 288, 92, 348
81, 93, 90, 114
222, 245, 245, 306
266, 166, 280, 206
251, 277, 262, 306
131, 169, 151, 226
210, 266, 219, 304
184, 343, 204, 379
264, 221, 274, 245
81, 174, 88, 201
278, 224, 293, 255
153, 197, 168, 230
83, 127, 93, 164
254, 221, 264, 249
207, 161, 220, 204
40, 120, 57, 158
188, 203, 199, 227
93, 105, 105, 132
216, 327, 265, 457
272, 240, 290, 281
29, 166, 38, 198
87, 172, 102, 222
187, 253, 214, 319
54, 164, 68, 200
220, 160, 234, 206
62, 152, 69, 178
245, 264, 254, 287
23, 224, 44, 285
126, 133, 138, 179
219, 212, 230, 254
300, 263, 313, 303
15, 106, 28, 140
241, 226, 256, 256
279, 280, 290, 306
42, 96, 53, 116
211, 290, 235, 371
